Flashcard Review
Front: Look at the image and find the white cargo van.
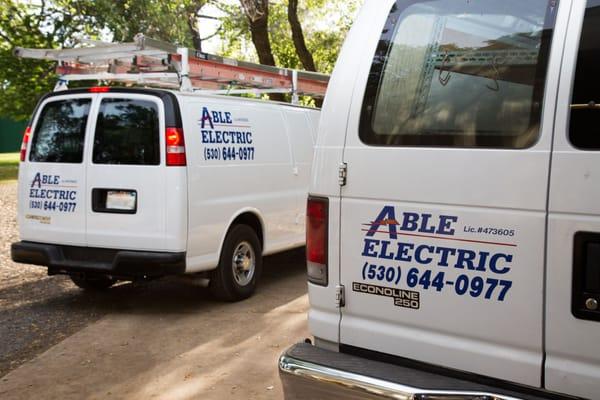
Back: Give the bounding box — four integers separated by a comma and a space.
11, 87, 319, 300
280, 0, 600, 398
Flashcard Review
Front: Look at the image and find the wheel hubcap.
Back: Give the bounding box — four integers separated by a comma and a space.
232, 241, 255, 286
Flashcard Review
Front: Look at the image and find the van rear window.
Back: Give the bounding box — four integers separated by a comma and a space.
93, 99, 160, 165
360, 0, 558, 148
29, 99, 91, 163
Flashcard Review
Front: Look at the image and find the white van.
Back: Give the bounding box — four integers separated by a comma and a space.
280, 0, 600, 398
11, 87, 319, 301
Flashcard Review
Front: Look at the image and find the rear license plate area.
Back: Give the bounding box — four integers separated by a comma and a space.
92, 188, 137, 214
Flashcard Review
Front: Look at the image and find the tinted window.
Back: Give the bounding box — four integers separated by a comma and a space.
93, 99, 160, 165
360, 0, 558, 148
29, 99, 91, 163
569, 0, 600, 150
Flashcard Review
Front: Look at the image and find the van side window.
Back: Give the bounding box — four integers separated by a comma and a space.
93, 99, 160, 165
569, 0, 600, 150
360, 0, 558, 148
29, 99, 91, 163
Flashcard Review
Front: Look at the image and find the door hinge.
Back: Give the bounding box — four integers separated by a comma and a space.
335, 284, 345, 308
338, 163, 347, 186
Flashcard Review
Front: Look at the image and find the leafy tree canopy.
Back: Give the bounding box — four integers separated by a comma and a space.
0, 0, 361, 120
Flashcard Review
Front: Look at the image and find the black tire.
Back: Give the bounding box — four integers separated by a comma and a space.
70, 275, 117, 291
210, 224, 263, 302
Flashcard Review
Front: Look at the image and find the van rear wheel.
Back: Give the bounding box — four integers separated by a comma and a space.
70, 275, 117, 291
210, 224, 262, 302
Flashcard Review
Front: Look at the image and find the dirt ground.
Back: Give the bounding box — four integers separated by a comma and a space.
0, 181, 310, 399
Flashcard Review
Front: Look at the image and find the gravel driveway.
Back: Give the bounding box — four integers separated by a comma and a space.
0, 181, 310, 397
0, 181, 113, 376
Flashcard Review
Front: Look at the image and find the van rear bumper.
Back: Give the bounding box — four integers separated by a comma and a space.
11, 241, 186, 278
279, 343, 559, 400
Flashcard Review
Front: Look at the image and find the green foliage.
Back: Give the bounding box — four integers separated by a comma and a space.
0, 0, 361, 120
0, 0, 102, 120
76, 0, 205, 46
219, 0, 361, 73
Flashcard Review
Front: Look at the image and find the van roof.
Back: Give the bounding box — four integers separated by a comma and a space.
43, 87, 320, 111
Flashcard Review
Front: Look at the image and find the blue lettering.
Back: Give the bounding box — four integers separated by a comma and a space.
201, 130, 209, 143
435, 247, 456, 267
400, 213, 419, 232
379, 240, 395, 260
31, 172, 41, 188
362, 239, 379, 257
201, 107, 214, 129
394, 242, 413, 262
490, 254, 512, 274
437, 215, 458, 235
454, 249, 477, 270
415, 245, 434, 264
367, 206, 398, 239
418, 214, 437, 233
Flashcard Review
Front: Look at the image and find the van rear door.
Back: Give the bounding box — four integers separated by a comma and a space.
337, 0, 566, 387
19, 94, 93, 246
85, 92, 169, 251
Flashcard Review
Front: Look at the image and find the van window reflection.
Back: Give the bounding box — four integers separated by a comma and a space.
93, 99, 160, 165
361, 0, 558, 148
30, 99, 90, 163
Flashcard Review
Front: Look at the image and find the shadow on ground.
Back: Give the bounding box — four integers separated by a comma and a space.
0, 247, 307, 378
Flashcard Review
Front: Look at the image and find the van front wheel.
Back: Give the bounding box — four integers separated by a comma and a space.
210, 224, 262, 301
70, 275, 117, 291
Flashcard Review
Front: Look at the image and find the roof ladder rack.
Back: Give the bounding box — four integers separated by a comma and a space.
13, 34, 330, 104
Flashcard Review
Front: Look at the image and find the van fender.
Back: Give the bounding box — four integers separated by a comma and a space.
216, 208, 266, 260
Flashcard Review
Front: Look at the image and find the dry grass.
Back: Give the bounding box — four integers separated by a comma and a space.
0, 153, 19, 183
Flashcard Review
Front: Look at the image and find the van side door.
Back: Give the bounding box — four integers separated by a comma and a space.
545, 1, 600, 397
337, 0, 567, 387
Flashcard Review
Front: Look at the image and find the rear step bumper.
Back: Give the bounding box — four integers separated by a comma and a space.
11, 241, 185, 279
279, 343, 563, 400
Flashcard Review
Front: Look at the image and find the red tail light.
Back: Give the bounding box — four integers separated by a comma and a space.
166, 127, 186, 166
89, 86, 110, 93
306, 196, 329, 286
20, 126, 31, 162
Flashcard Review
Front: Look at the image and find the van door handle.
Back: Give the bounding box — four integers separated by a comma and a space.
570, 101, 600, 110
573, 232, 600, 321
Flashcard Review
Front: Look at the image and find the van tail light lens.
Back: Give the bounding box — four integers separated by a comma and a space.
306, 196, 329, 286
166, 127, 186, 166
20, 126, 31, 162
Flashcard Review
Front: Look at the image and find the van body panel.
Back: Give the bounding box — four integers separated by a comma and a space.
334, 0, 567, 388
180, 94, 317, 272
546, 1, 600, 397
164, 167, 188, 252
305, 0, 377, 342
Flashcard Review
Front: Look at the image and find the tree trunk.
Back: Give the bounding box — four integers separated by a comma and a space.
188, 16, 202, 51
186, 3, 206, 52
244, 2, 276, 66
241, 0, 284, 100
287, 0, 316, 72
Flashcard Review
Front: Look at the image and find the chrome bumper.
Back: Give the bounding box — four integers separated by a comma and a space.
279, 343, 554, 400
